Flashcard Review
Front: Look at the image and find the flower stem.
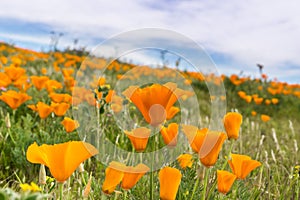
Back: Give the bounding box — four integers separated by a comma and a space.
207, 140, 234, 199
81, 172, 87, 185
296, 175, 299, 200
150, 144, 155, 200
190, 175, 199, 200
7, 128, 16, 144
201, 168, 210, 200
59, 182, 64, 200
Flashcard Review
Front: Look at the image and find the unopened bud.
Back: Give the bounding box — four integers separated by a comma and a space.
5, 113, 11, 128
39, 164, 46, 185
77, 163, 85, 173
83, 173, 92, 198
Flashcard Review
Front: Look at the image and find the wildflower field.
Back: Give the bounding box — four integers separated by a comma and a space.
0, 41, 299, 200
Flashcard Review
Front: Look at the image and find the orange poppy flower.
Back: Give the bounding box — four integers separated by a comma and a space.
199, 131, 227, 167
265, 99, 271, 105
13, 76, 32, 92
108, 93, 123, 113
0, 72, 11, 87
124, 127, 151, 152
261, 73, 267, 79
41, 67, 47, 75
4, 66, 26, 81
45, 80, 63, 93
177, 154, 193, 169
121, 163, 150, 190
228, 154, 261, 179
122, 83, 181, 126
51, 102, 70, 116
254, 97, 264, 105
223, 112, 243, 140
31, 76, 49, 91
160, 123, 179, 147
271, 98, 279, 104
159, 167, 182, 200
181, 125, 208, 153
26, 141, 98, 182
166, 106, 180, 120
251, 111, 257, 116
261, 114, 270, 122
217, 170, 237, 194
238, 91, 246, 99
49, 93, 72, 103
61, 68, 74, 78
61, 117, 80, 133
105, 90, 114, 103
0, 90, 32, 110
36, 102, 53, 119
102, 161, 125, 194
244, 95, 252, 103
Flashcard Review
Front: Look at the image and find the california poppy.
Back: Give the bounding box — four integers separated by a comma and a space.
223, 112, 243, 140
110, 94, 123, 113
0, 72, 12, 87
102, 161, 125, 194
265, 99, 271, 105
26, 141, 98, 182
121, 163, 150, 190
124, 127, 151, 152
45, 79, 63, 93
166, 106, 180, 120
160, 123, 179, 147
228, 154, 261, 179
13, 75, 32, 92
181, 125, 208, 153
271, 98, 279, 104
0, 90, 32, 110
61, 117, 80, 133
159, 167, 182, 200
31, 76, 49, 91
261, 114, 270, 122
199, 131, 227, 167
217, 170, 236, 194
122, 83, 181, 126
244, 95, 252, 103
251, 111, 257, 116
4, 66, 26, 81
177, 154, 193, 169
36, 102, 53, 119
51, 102, 70, 116
254, 97, 263, 105
49, 93, 72, 104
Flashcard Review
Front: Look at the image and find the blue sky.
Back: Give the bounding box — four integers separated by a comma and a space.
0, 0, 299, 83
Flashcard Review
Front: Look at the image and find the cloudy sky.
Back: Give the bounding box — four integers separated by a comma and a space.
0, 0, 299, 83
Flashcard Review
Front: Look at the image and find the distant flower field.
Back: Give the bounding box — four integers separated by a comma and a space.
0, 42, 299, 199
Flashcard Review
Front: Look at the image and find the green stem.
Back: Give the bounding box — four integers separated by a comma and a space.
150, 134, 156, 200
207, 140, 234, 199
81, 172, 87, 185
190, 176, 200, 200
296, 176, 299, 200
7, 128, 16, 144
202, 168, 210, 200
59, 182, 64, 200
123, 190, 127, 200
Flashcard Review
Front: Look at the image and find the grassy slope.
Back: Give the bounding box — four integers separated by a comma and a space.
0, 42, 299, 199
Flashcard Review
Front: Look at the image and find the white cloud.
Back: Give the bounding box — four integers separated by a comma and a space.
0, 0, 299, 82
